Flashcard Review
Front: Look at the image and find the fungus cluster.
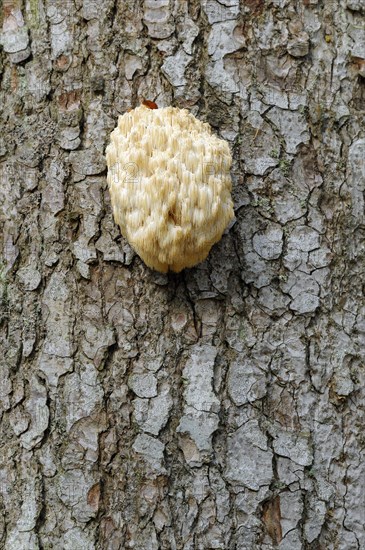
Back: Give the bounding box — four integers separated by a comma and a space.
105, 104, 234, 273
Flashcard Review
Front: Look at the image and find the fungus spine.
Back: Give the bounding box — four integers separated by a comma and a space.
105, 104, 234, 273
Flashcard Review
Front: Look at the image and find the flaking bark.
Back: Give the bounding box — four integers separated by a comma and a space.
0, 1, 364, 549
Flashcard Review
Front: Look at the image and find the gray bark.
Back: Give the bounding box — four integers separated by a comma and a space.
0, 0, 364, 549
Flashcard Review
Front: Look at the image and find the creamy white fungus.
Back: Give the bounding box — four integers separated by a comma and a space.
105, 104, 234, 273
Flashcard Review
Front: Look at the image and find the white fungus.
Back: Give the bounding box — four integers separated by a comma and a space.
105, 104, 234, 273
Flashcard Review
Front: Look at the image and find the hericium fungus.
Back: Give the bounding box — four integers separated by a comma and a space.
105, 103, 234, 273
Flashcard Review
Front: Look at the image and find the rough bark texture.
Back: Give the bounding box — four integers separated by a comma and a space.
0, 1, 364, 549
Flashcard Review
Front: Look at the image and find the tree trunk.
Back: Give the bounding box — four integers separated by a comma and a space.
1, 1, 364, 549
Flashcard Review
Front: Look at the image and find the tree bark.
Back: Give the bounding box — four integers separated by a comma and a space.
0, 1, 364, 549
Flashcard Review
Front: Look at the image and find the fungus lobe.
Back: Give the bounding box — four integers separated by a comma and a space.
105, 104, 234, 273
